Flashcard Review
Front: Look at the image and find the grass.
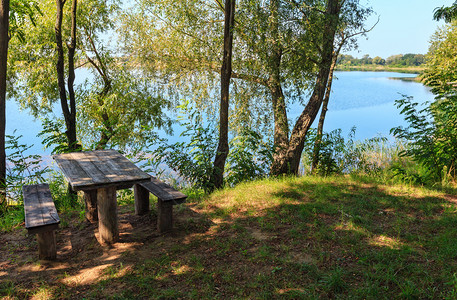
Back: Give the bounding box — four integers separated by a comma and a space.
2, 175, 457, 298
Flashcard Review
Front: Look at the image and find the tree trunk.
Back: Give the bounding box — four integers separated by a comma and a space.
311, 51, 339, 172
269, 76, 289, 175
55, 0, 79, 152
272, 0, 341, 175
211, 0, 235, 189
267, 0, 290, 175
67, 0, 78, 151
0, 0, 9, 209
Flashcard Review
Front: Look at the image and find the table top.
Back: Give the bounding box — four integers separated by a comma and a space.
53, 149, 151, 191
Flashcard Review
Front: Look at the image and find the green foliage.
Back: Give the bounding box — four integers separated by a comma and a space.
303, 127, 389, 177
5, 133, 49, 206
149, 102, 217, 193
434, 2, 457, 22
422, 23, 457, 96
47, 171, 81, 212
391, 95, 457, 184
9, 0, 42, 42
338, 53, 425, 67
225, 129, 273, 186
38, 117, 74, 154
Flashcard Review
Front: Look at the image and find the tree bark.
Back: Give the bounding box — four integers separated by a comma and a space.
211, 0, 235, 189
311, 50, 339, 172
55, 0, 79, 152
267, 0, 290, 175
271, 0, 341, 175
0, 0, 8, 209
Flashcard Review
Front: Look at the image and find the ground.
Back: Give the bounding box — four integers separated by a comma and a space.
2, 175, 457, 299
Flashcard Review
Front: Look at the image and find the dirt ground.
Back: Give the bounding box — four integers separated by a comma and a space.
0, 204, 209, 297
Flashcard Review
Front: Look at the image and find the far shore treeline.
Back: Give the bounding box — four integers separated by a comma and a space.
336, 53, 426, 72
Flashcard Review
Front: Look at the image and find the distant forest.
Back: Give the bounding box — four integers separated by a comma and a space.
337, 53, 426, 67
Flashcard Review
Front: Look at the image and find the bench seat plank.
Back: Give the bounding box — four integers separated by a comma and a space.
139, 177, 187, 204
23, 184, 60, 234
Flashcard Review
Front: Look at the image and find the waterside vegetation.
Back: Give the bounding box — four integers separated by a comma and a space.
2, 0, 457, 298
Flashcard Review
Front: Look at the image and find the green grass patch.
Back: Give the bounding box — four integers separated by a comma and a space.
2, 175, 457, 298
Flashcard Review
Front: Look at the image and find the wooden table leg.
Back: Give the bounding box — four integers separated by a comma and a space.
97, 187, 118, 244
134, 184, 150, 215
157, 198, 173, 233
84, 190, 98, 223
36, 230, 57, 260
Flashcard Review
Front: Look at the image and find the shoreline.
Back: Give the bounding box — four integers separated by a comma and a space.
335, 65, 424, 74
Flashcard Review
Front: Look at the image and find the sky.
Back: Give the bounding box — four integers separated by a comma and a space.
345, 0, 456, 58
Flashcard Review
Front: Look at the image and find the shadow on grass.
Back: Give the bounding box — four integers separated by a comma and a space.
2, 176, 457, 298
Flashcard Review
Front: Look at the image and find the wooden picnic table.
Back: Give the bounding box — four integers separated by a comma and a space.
53, 149, 151, 244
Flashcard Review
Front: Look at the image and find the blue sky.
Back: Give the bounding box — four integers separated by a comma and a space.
345, 0, 455, 58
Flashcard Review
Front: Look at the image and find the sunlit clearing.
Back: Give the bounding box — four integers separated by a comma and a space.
369, 235, 404, 250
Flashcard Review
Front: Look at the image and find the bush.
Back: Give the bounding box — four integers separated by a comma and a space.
302, 127, 391, 177
149, 102, 217, 193
225, 129, 273, 186
391, 95, 457, 184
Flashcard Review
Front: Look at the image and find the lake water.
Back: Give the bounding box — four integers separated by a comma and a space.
7, 71, 433, 164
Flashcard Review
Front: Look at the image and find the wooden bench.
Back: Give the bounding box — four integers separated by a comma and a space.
23, 184, 60, 260
134, 177, 187, 233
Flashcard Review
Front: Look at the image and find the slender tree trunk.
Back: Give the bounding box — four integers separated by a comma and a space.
55, 0, 79, 151
267, 0, 290, 175
269, 75, 289, 175
0, 0, 9, 209
211, 0, 235, 189
311, 51, 339, 172
67, 0, 78, 150
272, 0, 341, 175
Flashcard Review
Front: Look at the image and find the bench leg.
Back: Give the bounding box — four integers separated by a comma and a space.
84, 190, 98, 223
157, 198, 173, 233
97, 187, 118, 244
36, 230, 57, 260
134, 184, 149, 215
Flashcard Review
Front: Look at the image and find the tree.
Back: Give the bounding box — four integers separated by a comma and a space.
422, 23, 457, 96
120, 0, 372, 178
0, 0, 9, 208
211, 0, 236, 189
434, 1, 457, 22
77, 0, 173, 151
311, 6, 375, 172
0, 0, 41, 210
55, 0, 80, 152
8, 0, 172, 153
372, 56, 385, 65
269, 0, 341, 175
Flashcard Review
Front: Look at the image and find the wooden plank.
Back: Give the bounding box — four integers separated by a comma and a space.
23, 184, 60, 231
53, 153, 94, 189
139, 177, 187, 203
93, 150, 150, 182
27, 223, 59, 235
70, 152, 110, 185
90, 150, 133, 183
54, 150, 150, 191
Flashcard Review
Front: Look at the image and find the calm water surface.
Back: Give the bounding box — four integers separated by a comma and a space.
291, 71, 432, 140
7, 71, 433, 162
